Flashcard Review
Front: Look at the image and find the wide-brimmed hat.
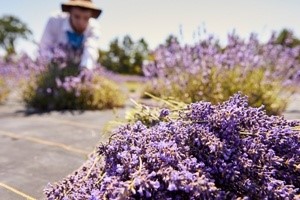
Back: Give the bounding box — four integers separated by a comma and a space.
61, 0, 102, 18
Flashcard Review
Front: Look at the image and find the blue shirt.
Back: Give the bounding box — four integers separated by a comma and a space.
66, 30, 84, 49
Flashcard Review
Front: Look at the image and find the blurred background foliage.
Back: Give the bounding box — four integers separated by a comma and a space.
275, 28, 300, 48
98, 35, 150, 75
0, 15, 32, 57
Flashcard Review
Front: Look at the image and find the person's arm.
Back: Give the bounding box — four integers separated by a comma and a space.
80, 20, 101, 70
39, 16, 57, 57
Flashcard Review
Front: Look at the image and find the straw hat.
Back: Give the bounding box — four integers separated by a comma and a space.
61, 0, 102, 18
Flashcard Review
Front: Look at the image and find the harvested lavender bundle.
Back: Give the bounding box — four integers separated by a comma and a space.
45, 93, 300, 199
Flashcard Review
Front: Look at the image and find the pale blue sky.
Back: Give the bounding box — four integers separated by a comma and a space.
0, 0, 299, 57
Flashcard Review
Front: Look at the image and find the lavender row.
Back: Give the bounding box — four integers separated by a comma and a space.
143, 32, 300, 83
141, 32, 300, 115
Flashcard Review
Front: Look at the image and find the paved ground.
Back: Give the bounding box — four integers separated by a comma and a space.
0, 93, 299, 200
282, 94, 300, 120
0, 93, 129, 199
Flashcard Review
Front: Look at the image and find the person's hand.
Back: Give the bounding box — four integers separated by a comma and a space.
80, 66, 88, 72
79, 66, 92, 82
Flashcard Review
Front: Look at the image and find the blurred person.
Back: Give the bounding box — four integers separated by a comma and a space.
39, 0, 102, 70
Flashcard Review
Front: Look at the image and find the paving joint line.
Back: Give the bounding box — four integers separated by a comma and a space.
25, 117, 103, 130
0, 182, 36, 200
0, 130, 90, 156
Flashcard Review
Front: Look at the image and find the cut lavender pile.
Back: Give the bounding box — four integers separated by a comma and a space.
45, 93, 300, 199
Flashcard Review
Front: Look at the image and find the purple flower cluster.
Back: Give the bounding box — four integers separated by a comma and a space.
54, 69, 93, 96
44, 93, 300, 199
143, 32, 300, 88
0, 54, 45, 88
0, 44, 90, 88
0, 44, 134, 92
19, 45, 126, 110
142, 32, 300, 115
143, 33, 300, 100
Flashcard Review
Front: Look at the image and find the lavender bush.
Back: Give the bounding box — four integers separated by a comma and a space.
0, 54, 44, 87
0, 53, 48, 107
22, 57, 126, 110
142, 32, 300, 115
0, 45, 127, 110
0, 76, 9, 103
44, 93, 300, 199
18, 46, 125, 110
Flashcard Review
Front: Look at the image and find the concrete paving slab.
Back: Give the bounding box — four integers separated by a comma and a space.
0, 135, 86, 199
0, 116, 109, 153
283, 94, 300, 120
0, 188, 24, 200
0, 101, 128, 199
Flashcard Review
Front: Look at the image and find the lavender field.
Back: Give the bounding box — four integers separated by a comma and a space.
0, 31, 300, 199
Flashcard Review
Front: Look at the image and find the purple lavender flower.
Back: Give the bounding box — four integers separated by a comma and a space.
159, 108, 170, 118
